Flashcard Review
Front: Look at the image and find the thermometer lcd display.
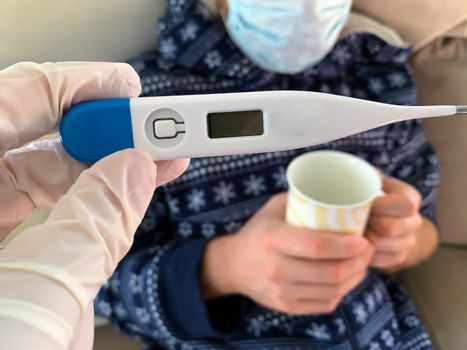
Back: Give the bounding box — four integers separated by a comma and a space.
208, 110, 264, 138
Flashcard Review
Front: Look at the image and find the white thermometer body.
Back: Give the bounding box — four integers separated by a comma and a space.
60, 91, 465, 163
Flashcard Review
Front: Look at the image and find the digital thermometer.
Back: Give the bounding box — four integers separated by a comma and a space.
60, 91, 467, 163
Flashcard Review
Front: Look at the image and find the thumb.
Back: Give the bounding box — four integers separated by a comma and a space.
0, 62, 141, 155
46, 148, 158, 267
0, 151, 156, 349
0, 149, 157, 322
0, 150, 156, 322
0, 140, 88, 238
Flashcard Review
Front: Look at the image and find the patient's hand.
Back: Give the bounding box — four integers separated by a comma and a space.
366, 175, 438, 273
201, 193, 373, 315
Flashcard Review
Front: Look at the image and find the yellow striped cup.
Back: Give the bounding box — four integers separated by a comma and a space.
286, 151, 382, 235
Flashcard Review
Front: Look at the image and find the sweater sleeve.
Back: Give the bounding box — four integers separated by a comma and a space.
158, 239, 245, 339
94, 191, 245, 344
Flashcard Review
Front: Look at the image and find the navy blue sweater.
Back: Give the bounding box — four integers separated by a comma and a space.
95, 1, 438, 349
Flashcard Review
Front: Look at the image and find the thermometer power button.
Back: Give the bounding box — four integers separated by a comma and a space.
145, 109, 186, 149
154, 119, 178, 139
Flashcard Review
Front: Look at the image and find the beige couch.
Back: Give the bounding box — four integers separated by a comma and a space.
398, 25, 467, 350
1, 1, 466, 350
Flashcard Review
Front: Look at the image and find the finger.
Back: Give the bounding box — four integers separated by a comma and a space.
371, 251, 407, 269
270, 227, 370, 260
270, 298, 339, 315
371, 176, 421, 217
155, 159, 191, 186
69, 305, 94, 350
0, 140, 87, 238
262, 192, 288, 218
0, 62, 141, 155
382, 175, 419, 197
48, 148, 158, 266
366, 230, 415, 255
274, 246, 373, 284
0, 138, 189, 239
285, 269, 368, 302
276, 296, 349, 316
0, 148, 158, 312
286, 269, 366, 303
261, 193, 369, 259
368, 215, 422, 238
371, 194, 417, 218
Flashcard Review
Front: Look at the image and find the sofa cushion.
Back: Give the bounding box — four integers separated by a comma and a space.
411, 22, 467, 245
399, 246, 467, 350
353, 0, 467, 51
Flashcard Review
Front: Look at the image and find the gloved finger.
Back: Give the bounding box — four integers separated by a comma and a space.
0, 143, 189, 246
0, 138, 189, 239
0, 315, 63, 350
0, 61, 141, 156
154, 158, 191, 186
69, 306, 94, 350
0, 148, 158, 317
0, 140, 87, 239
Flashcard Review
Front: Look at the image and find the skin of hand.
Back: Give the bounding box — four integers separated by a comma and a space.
366, 175, 438, 273
201, 193, 374, 315
0, 62, 190, 350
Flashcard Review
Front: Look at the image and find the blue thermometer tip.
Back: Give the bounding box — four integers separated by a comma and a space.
60, 98, 134, 163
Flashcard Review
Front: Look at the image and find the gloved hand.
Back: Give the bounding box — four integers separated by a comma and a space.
0, 62, 190, 350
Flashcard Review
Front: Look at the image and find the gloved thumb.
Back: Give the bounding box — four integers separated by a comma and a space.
0, 149, 157, 313
47, 148, 158, 270
0, 62, 141, 155
0, 149, 160, 350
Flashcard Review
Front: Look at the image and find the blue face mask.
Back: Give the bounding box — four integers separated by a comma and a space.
225, 0, 352, 74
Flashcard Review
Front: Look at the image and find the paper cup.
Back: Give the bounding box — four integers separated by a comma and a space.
286, 150, 382, 235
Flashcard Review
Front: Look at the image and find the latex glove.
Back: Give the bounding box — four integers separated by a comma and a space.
0, 62, 187, 239
0, 62, 189, 349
